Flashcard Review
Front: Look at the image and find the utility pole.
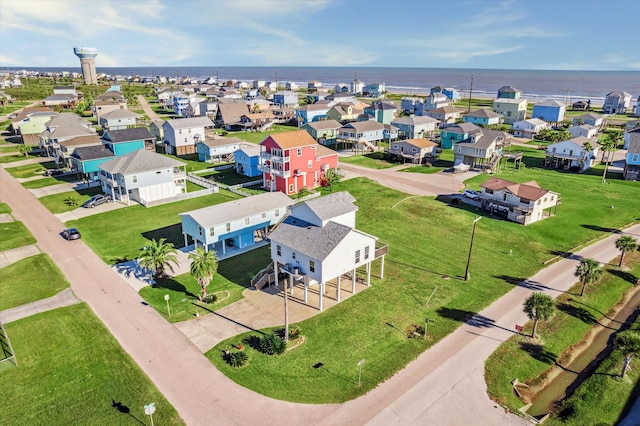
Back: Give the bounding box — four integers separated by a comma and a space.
464, 216, 481, 281
467, 74, 474, 112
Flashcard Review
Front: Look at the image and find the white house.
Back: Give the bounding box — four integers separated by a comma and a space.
98, 149, 188, 206
180, 191, 293, 257
624, 127, 640, 150
479, 177, 559, 225
195, 136, 245, 163
98, 109, 140, 131
511, 118, 548, 139
573, 112, 604, 129
162, 116, 214, 155
545, 136, 600, 172
268, 192, 387, 311
568, 124, 598, 140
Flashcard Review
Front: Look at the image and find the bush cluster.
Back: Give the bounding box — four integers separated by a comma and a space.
260, 332, 286, 355
227, 351, 247, 367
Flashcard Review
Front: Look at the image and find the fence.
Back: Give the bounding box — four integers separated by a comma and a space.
0, 321, 17, 369
140, 187, 218, 207
217, 179, 263, 197
187, 173, 218, 189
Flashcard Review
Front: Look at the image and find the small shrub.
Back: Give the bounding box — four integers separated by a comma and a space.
406, 323, 425, 338
260, 332, 286, 355
64, 197, 79, 206
227, 350, 248, 367
288, 326, 301, 340
202, 294, 217, 304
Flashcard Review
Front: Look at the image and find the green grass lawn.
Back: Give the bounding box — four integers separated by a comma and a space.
0, 221, 36, 251
485, 252, 640, 418
5, 161, 59, 178
185, 180, 205, 192
21, 174, 77, 189
38, 186, 104, 213
159, 152, 219, 173
339, 152, 397, 169
196, 169, 262, 186
0, 304, 183, 425
0, 254, 70, 310
224, 124, 297, 144
66, 190, 242, 264
0, 101, 32, 116
0, 153, 33, 164
139, 246, 272, 322
205, 168, 639, 403
0, 202, 12, 214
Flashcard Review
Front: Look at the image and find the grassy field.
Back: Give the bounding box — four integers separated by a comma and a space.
21, 174, 77, 189
139, 246, 272, 322
0, 254, 70, 310
0, 101, 33, 116
0, 221, 36, 251
224, 124, 297, 144
339, 152, 397, 169
66, 190, 242, 264
0, 304, 184, 425
196, 169, 261, 186
486, 252, 640, 419
5, 161, 59, 178
38, 186, 104, 213
205, 169, 639, 403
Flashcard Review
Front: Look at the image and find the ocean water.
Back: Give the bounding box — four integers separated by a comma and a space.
6, 66, 640, 104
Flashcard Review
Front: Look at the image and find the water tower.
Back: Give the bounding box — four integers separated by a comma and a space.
73, 47, 98, 84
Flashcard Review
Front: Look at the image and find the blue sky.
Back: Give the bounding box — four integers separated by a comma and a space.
1, 0, 638, 70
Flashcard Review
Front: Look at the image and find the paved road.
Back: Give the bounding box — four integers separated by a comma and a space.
338, 161, 467, 196
2, 162, 638, 425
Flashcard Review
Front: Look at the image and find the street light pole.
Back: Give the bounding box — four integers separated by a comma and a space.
464, 216, 481, 281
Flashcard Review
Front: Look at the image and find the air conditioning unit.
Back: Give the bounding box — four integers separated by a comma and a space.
294, 169, 302, 176
321, 164, 329, 171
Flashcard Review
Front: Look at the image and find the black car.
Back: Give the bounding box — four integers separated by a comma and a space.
62, 228, 81, 240
82, 194, 112, 208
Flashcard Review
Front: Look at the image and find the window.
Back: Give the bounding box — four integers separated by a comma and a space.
179, 129, 182, 134
226, 223, 231, 232
365, 246, 370, 260
261, 212, 266, 219
292, 252, 296, 260
198, 226, 203, 235
288, 184, 294, 193
245, 217, 250, 225
132, 175, 138, 183
308, 160, 313, 168
156, 171, 161, 174
309, 260, 315, 273
209, 227, 214, 236
297, 148, 302, 156
355, 250, 361, 263
276, 245, 281, 256
275, 209, 280, 217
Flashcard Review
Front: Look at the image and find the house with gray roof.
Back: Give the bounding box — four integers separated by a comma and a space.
163, 116, 214, 156
303, 119, 343, 145
98, 109, 140, 131
337, 120, 396, 147
70, 145, 115, 181
180, 191, 293, 258
391, 116, 440, 139
98, 149, 188, 205
624, 140, 640, 181
462, 109, 504, 126
56, 134, 102, 167
544, 136, 600, 172
196, 136, 246, 162
453, 129, 511, 169
39, 113, 96, 157
603, 90, 632, 114
268, 191, 387, 311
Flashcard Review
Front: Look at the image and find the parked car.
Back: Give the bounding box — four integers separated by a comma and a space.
82, 194, 112, 208
62, 228, 81, 240
462, 189, 480, 201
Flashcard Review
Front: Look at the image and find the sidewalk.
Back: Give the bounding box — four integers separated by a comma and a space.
0, 288, 79, 324
0, 244, 40, 268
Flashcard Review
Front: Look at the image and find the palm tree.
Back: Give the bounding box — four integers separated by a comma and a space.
615, 330, 640, 378
139, 238, 179, 279
523, 292, 554, 338
574, 258, 603, 297
599, 134, 616, 183
188, 246, 218, 301
615, 235, 638, 267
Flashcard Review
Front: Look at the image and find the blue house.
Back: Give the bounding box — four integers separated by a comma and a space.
295, 104, 330, 125
235, 144, 261, 177
364, 101, 398, 125
624, 140, 640, 181
532, 99, 567, 124
101, 128, 155, 156
440, 123, 482, 149
462, 109, 504, 126
70, 145, 115, 182
363, 83, 386, 98
179, 191, 294, 257
272, 91, 298, 108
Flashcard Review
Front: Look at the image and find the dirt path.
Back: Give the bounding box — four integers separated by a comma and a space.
137, 95, 160, 121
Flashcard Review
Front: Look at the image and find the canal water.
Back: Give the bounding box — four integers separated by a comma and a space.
526, 289, 640, 418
